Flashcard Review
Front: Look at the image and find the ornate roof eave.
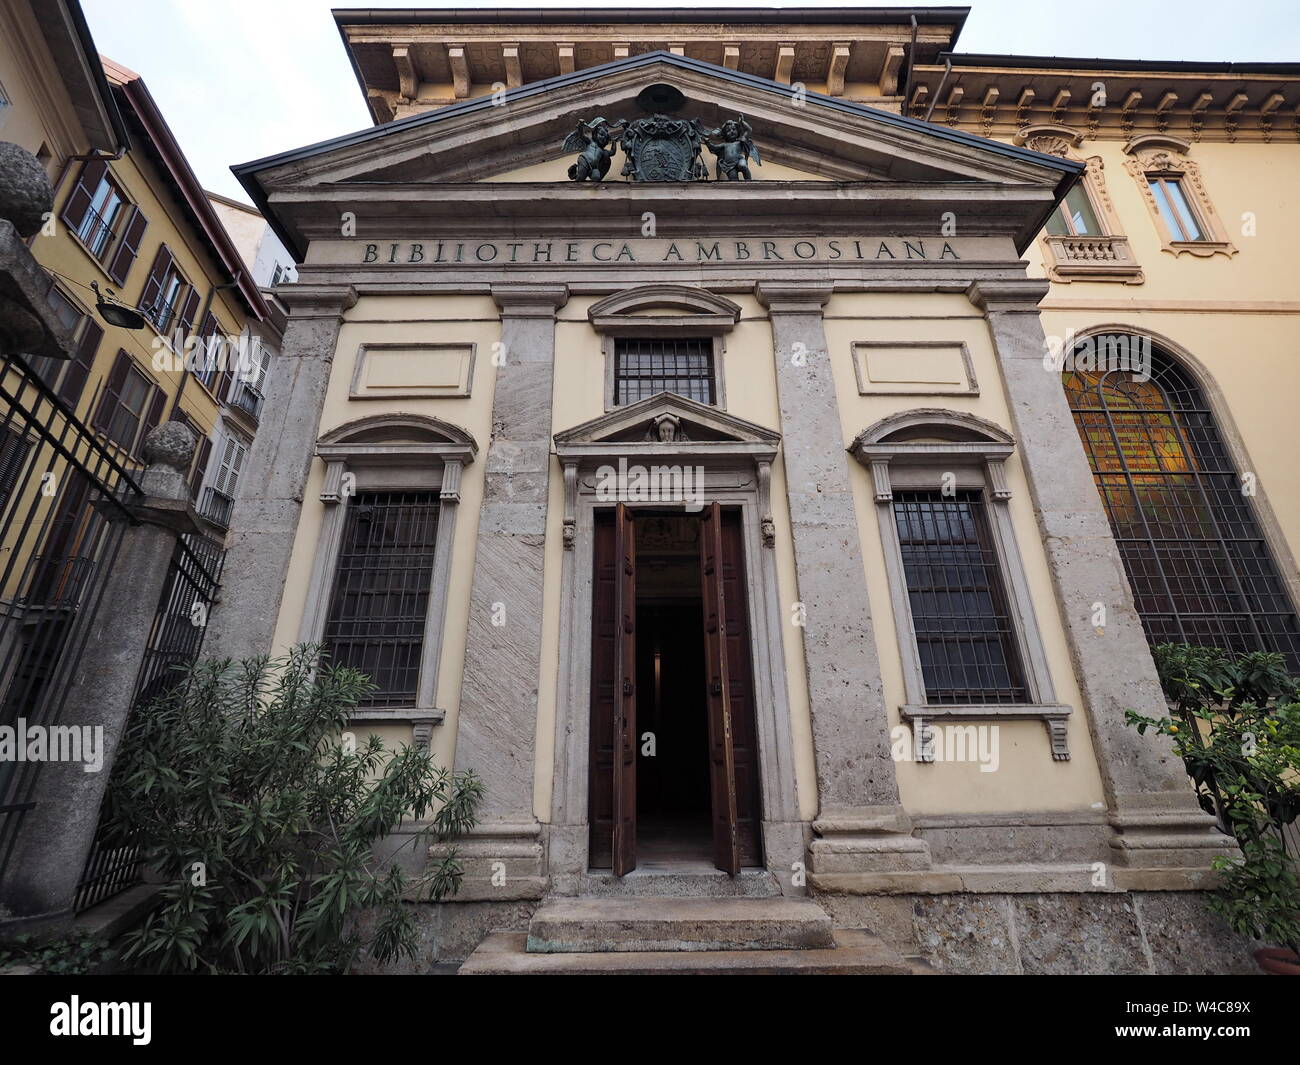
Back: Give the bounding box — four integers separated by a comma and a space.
236, 51, 1081, 259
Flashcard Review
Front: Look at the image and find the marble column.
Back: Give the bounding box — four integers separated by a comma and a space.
969, 279, 1234, 868
446, 283, 568, 899
756, 282, 930, 873
205, 284, 357, 661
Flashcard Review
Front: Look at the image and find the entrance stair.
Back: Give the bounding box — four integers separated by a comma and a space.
458, 893, 932, 975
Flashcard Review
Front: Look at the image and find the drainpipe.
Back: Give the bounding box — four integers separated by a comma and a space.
901, 15, 919, 117
925, 56, 954, 123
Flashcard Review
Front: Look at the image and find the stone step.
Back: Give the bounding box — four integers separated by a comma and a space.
460, 930, 934, 975
525, 895, 835, 953
576, 867, 782, 898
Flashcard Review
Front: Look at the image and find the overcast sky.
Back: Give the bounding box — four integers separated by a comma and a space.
81, 0, 1300, 203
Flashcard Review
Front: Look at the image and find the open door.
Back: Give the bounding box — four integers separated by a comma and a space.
611, 503, 637, 875
699, 502, 741, 875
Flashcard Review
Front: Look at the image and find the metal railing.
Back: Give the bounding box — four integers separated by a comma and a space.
0, 352, 144, 887
229, 379, 264, 422
73, 530, 226, 912
198, 485, 235, 530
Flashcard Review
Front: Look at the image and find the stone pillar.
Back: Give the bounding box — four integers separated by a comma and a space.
756, 282, 930, 874
1, 424, 201, 924
446, 283, 567, 900
204, 284, 357, 661
969, 279, 1233, 868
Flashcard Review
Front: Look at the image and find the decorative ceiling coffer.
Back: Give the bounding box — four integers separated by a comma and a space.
563, 82, 761, 183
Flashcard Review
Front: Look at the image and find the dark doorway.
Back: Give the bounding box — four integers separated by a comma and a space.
588, 507, 763, 873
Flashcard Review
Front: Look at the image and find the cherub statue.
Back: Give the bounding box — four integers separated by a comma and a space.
563, 117, 621, 182
706, 115, 761, 181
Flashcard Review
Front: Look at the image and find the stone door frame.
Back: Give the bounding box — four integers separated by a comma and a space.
547, 442, 805, 895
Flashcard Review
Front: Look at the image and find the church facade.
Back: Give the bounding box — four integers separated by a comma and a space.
208, 9, 1300, 973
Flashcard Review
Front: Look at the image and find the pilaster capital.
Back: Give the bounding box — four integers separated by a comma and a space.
277, 283, 359, 320
491, 283, 569, 316
966, 279, 1050, 314
756, 281, 834, 314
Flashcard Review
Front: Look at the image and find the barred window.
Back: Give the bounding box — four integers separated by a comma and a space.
323, 491, 440, 707
893, 490, 1028, 704
613, 337, 714, 405
1065, 352, 1300, 671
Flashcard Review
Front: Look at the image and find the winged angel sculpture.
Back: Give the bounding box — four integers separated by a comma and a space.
705, 115, 761, 181
562, 117, 623, 182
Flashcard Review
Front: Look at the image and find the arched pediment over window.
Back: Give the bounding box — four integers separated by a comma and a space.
588, 285, 741, 336
318, 412, 479, 450
852, 408, 1015, 449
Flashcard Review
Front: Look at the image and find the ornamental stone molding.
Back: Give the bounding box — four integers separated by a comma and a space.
1122, 134, 1237, 258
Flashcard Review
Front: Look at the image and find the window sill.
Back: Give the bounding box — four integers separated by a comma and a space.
900, 702, 1072, 762
345, 706, 445, 751
1162, 239, 1237, 259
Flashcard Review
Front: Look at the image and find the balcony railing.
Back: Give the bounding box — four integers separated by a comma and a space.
21, 555, 96, 608
198, 486, 235, 530
75, 205, 117, 262
229, 379, 264, 422
1042, 234, 1143, 283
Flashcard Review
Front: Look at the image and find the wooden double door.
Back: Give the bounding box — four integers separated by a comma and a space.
589, 503, 763, 875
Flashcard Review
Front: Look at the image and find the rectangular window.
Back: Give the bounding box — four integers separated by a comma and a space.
94, 352, 162, 456
323, 491, 440, 707
613, 337, 715, 405
1148, 176, 1204, 241
76, 172, 126, 260
893, 490, 1027, 704
1045, 184, 1102, 237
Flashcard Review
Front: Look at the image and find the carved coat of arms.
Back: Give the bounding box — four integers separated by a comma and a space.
620, 114, 707, 182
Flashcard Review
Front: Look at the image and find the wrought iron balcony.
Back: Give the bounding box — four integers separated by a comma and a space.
228, 379, 264, 422
198, 486, 235, 530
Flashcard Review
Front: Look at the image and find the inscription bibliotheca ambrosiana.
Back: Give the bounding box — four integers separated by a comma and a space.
355, 236, 970, 266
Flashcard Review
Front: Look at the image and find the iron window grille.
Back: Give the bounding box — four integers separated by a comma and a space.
893, 489, 1028, 705
322, 491, 440, 707
1064, 352, 1300, 671
613, 337, 715, 405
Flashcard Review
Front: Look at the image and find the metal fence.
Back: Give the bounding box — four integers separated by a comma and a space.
72, 528, 225, 913
0, 351, 144, 888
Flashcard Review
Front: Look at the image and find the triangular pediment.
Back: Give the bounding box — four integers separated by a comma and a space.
235, 51, 1081, 256
555, 393, 780, 452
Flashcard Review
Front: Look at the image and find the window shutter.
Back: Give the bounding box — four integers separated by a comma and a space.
190, 433, 213, 499
177, 288, 201, 341
136, 386, 167, 457
92, 350, 131, 432
60, 158, 107, 232
0, 429, 32, 512
106, 206, 148, 285
57, 318, 104, 408
139, 244, 173, 318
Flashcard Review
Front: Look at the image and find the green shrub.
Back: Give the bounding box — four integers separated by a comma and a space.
1126, 643, 1300, 952
105, 645, 482, 974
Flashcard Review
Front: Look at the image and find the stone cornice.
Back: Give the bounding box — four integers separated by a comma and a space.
966, 279, 1051, 314
756, 281, 834, 314
491, 282, 569, 315
276, 283, 359, 319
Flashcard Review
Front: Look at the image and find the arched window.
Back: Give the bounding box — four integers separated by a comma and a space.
1063, 346, 1300, 669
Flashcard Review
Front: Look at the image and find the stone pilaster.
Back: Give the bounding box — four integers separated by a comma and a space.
204, 284, 357, 661
0, 424, 202, 925
968, 279, 1234, 869
448, 283, 568, 899
756, 282, 929, 874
